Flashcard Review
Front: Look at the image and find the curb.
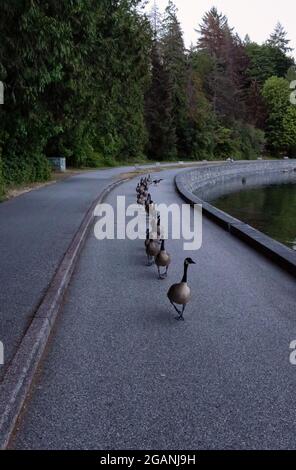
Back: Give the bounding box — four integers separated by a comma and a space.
175, 173, 296, 278
0, 176, 131, 449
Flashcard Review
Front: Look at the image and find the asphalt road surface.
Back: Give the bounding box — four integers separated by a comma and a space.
0, 164, 170, 380
11, 169, 296, 449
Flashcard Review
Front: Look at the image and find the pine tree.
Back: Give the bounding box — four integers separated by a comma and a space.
197, 7, 230, 58
161, 0, 188, 157
196, 8, 249, 121
244, 34, 251, 45
149, 0, 163, 39
245, 80, 267, 128
267, 22, 293, 54
145, 40, 176, 160
185, 49, 216, 159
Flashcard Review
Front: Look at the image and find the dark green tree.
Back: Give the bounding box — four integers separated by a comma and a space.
145, 40, 176, 160
161, 0, 188, 157
196, 7, 249, 122
246, 43, 294, 86
267, 22, 293, 54
262, 76, 291, 154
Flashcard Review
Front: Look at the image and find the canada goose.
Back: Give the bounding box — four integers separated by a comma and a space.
145, 194, 152, 214
147, 174, 152, 184
155, 240, 171, 279
153, 178, 164, 186
149, 212, 162, 240
167, 258, 196, 321
137, 189, 148, 205
146, 239, 160, 266
145, 229, 150, 249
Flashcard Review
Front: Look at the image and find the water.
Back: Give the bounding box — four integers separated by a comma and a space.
212, 181, 296, 251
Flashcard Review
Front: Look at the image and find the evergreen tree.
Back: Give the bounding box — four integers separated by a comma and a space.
244, 34, 251, 45
197, 7, 230, 58
185, 49, 216, 159
267, 22, 293, 54
149, 0, 163, 39
196, 7, 249, 122
161, 0, 188, 157
145, 40, 176, 160
246, 43, 294, 85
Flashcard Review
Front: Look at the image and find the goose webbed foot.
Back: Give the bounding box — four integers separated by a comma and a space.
175, 315, 185, 322
170, 302, 186, 321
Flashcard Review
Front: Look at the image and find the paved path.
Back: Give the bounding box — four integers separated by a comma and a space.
11, 170, 296, 449
0, 164, 164, 380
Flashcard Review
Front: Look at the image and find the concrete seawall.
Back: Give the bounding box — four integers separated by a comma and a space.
175, 160, 296, 277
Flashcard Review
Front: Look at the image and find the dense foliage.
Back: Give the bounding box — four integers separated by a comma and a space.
145, 4, 294, 161
0, 1, 295, 191
0, 0, 151, 188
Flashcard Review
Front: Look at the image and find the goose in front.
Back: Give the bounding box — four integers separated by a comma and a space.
167, 258, 196, 321
155, 239, 171, 279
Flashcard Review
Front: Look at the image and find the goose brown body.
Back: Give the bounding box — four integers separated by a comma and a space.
167, 258, 196, 320
155, 240, 171, 279
146, 240, 160, 257
167, 282, 191, 305
156, 250, 171, 268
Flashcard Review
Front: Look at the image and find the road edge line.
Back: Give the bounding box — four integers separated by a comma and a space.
0, 176, 131, 449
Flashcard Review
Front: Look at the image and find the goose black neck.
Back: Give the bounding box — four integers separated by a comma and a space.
161, 240, 165, 251
182, 262, 189, 283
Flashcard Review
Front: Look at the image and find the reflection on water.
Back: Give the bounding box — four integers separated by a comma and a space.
212, 181, 296, 251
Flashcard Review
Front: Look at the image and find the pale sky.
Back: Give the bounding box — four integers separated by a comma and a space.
146, 0, 296, 56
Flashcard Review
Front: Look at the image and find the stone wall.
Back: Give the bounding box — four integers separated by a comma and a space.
175, 160, 296, 277
177, 160, 296, 197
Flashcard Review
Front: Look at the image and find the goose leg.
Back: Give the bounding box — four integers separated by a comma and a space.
146, 255, 154, 267
157, 267, 166, 280
170, 301, 183, 319
178, 304, 186, 321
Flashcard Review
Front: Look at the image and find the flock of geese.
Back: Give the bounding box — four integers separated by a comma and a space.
136, 175, 196, 321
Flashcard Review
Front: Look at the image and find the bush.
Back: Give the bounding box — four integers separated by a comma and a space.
235, 123, 265, 159
214, 123, 265, 160
214, 126, 240, 160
